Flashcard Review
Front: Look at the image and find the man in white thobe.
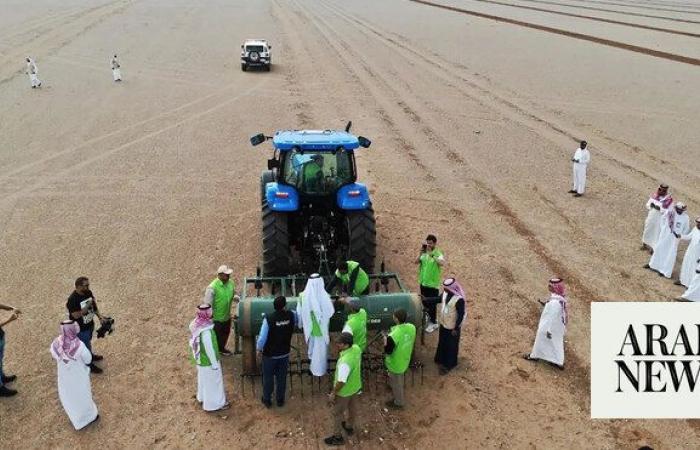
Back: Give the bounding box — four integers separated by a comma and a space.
297, 274, 335, 377
26, 57, 41, 88
524, 278, 568, 369
679, 260, 700, 302
190, 304, 228, 411
646, 203, 690, 278
568, 140, 590, 197
641, 183, 673, 252
111, 55, 122, 82
50, 320, 99, 430
677, 217, 700, 287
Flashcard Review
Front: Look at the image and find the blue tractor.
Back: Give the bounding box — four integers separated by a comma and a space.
250, 122, 376, 277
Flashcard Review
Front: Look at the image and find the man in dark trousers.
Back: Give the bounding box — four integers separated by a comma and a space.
256, 296, 296, 408
66, 277, 104, 374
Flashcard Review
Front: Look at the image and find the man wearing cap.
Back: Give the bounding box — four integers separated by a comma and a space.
324, 332, 362, 446
384, 308, 416, 409
568, 140, 590, 197
524, 278, 568, 370
645, 203, 690, 278
641, 183, 673, 252
678, 218, 700, 287
340, 297, 367, 352
256, 296, 297, 408
327, 260, 370, 297
203, 265, 239, 356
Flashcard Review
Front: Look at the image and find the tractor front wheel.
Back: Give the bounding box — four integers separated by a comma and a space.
346, 207, 377, 274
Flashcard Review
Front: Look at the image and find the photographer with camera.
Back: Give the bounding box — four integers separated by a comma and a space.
66, 277, 105, 374
415, 234, 445, 333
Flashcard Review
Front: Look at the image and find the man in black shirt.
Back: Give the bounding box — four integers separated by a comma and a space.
0, 303, 21, 397
67, 277, 104, 374
256, 296, 296, 408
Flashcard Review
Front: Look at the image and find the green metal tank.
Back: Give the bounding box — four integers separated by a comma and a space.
235, 273, 421, 373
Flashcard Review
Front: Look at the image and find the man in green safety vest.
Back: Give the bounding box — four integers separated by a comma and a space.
384, 308, 416, 409
325, 332, 362, 446
327, 260, 370, 297
415, 234, 445, 333
203, 265, 239, 356
302, 154, 324, 192
340, 297, 367, 352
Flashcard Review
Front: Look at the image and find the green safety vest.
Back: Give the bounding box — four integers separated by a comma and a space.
345, 308, 367, 352
299, 293, 323, 337
335, 344, 362, 397
210, 278, 235, 321
335, 261, 369, 296
303, 162, 323, 189
189, 328, 220, 367
385, 323, 416, 374
418, 249, 443, 289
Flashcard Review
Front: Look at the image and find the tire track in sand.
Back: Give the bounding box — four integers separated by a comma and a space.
511, 0, 700, 24
296, 0, 599, 406
0, 0, 136, 85
0, 79, 268, 220
407, 0, 700, 66
315, 0, 700, 205
461, 0, 700, 37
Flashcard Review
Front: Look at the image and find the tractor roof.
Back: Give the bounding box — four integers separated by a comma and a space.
243, 39, 268, 45
272, 130, 360, 151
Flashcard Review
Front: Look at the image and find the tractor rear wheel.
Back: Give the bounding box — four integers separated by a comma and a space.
346, 207, 376, 274
262, 200, 290, 276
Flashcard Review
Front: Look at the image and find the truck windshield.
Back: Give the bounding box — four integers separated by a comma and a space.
282, 149, 353, 195
245, 45, 265, 52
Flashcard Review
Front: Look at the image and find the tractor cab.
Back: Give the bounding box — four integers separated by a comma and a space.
251, 124, 375, 277
274, 131, 363, 197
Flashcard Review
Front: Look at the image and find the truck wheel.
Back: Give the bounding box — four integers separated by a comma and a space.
265, 64, 271, 72
262, 200, 290, 276
346, 207, 376, 273
241, 63, 247, 71
260, 170, 274, 204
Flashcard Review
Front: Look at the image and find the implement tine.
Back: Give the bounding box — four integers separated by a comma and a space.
299, 359, 304, 399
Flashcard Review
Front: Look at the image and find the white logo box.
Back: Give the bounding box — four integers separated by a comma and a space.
591, 302, 700, 419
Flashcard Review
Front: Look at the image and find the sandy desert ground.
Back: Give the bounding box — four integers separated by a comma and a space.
0, 0, 699, 448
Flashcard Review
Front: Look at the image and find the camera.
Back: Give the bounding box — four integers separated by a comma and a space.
421, 243, 428, 252
96, 317, 115, 338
